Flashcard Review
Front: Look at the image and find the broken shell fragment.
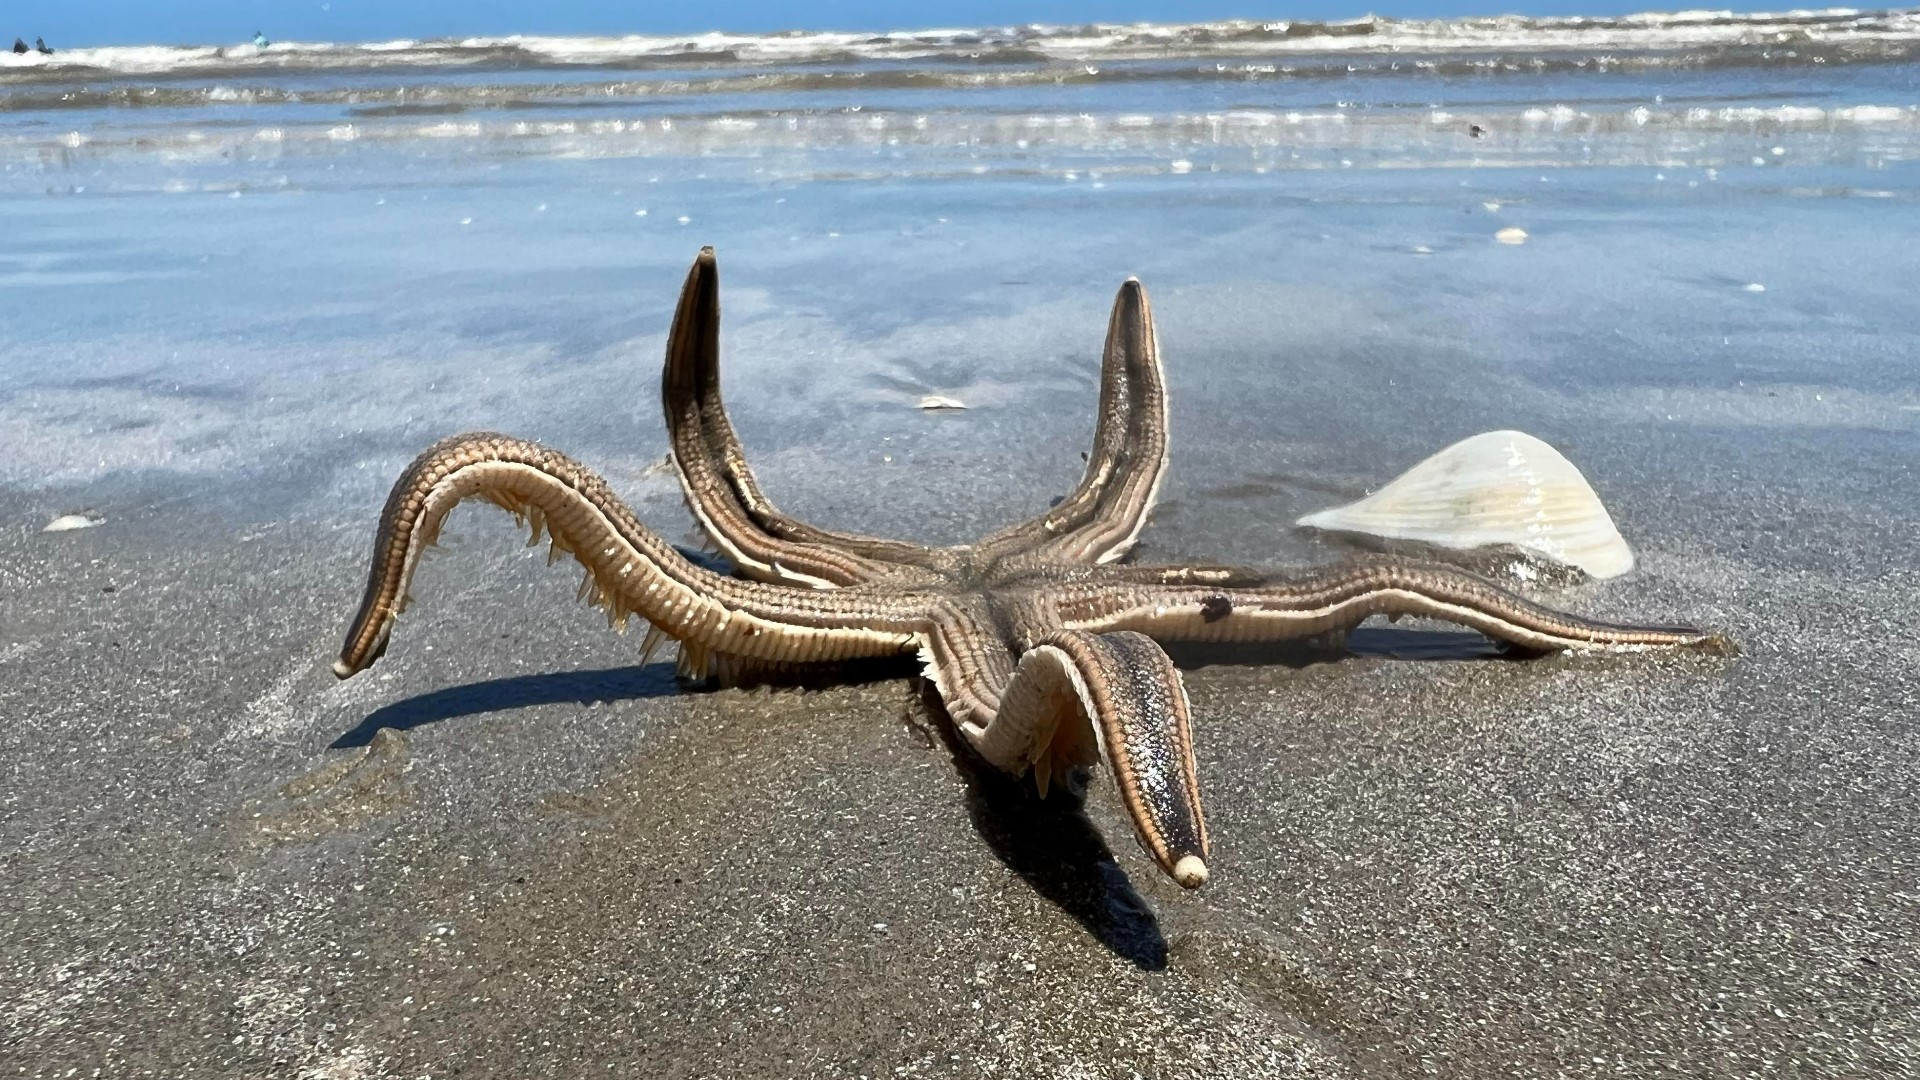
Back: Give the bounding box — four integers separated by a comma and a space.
42, 514, 104, 533
1297, 430, 1635, 579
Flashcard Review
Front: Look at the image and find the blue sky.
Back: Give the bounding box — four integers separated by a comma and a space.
17, 1, 1720, 49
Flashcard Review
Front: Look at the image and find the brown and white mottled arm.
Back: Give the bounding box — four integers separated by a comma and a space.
1053, 558, 1731, 654
662, 248, 945, 588
973, 277, 1170, 568
334, 432, 925, 678
920, 603, 1210, 889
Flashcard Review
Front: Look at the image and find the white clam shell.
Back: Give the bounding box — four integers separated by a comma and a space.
1297, 430, 1634, 579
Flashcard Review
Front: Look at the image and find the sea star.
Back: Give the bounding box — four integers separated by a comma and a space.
334, 248, 1725, 889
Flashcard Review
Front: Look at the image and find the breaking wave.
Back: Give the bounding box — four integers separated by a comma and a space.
6, 8, 1918, 178
1, 7, 1917, 88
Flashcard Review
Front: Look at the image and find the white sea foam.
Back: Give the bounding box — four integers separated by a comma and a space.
2, 9, 1916, 184
1, 7, 1914, 79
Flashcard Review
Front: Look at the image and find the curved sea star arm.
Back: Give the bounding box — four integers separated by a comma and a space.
662, 247, 944, 588
333, 432, 926, 678
923, 610, 1210, 889
973, 276, 1170, 569
1053, 558, 1731, 654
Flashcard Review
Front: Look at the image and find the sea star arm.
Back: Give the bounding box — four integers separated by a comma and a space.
1054, 558, 1730, 654
973, 277, 1170, 568
333, 432, 926, 678
921, 606, 1210, 889
662, 248, 944, 588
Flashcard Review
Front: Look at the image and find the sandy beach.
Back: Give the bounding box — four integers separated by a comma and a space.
5, 14, 1920, 1078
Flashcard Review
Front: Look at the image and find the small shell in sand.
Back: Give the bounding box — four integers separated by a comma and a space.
917, 394, 968, 411
43, 514, 104, 533
1495, 227, 1529, 245
1297, 430, 1634, 579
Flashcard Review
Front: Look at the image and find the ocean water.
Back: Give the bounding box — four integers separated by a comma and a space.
0, 7, 1916, 548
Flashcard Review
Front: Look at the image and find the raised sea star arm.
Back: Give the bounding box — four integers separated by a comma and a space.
973, 277, 1170, 568
333, 432, 926, 678
1054, 558, 1730, 654
662, 248, 945, 588
662, 253, 1172, 580
919, 605, 1210, 889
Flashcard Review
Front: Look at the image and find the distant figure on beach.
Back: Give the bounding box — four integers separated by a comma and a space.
34, 37, 51, 55
253, 31, 269, 48
11, 38, 26, 54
